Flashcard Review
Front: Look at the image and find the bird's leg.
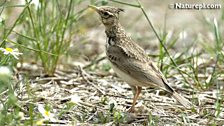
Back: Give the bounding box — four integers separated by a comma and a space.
128, 86, 142, 113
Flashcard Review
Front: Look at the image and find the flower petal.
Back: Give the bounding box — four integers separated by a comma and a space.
38, 104, 45, 115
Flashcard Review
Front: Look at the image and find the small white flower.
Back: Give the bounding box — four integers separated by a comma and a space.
70, 94, 81, 105
0, 66, 12, 76
37, 104, 56, 122
18, 112, 25, 120
0, 66, 12, 84
0, 47, 22, 59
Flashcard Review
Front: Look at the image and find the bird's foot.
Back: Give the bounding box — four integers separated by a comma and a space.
127, 107, 135, 113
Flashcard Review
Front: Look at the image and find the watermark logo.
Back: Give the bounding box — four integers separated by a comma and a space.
169, 3, 222, 10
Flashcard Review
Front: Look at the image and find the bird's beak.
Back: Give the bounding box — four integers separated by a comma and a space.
88, 5, 99, 12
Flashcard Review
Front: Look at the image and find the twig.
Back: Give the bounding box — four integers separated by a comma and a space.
83, 56, 107, 69
78, 66, 106, 95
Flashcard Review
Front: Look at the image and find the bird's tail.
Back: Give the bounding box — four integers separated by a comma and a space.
172, 91, 192, 109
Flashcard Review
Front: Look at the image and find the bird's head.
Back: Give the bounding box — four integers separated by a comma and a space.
88, 5, 124, 27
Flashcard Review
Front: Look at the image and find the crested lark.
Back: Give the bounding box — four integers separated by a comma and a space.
89, 5, 192, 112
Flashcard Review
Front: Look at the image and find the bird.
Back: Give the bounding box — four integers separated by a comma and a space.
88, 5, 192, 112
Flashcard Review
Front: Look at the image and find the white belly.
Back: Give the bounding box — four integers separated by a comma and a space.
110, 62, 147, 87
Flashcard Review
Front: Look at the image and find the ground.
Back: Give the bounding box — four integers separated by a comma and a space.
15, 60, 224, 125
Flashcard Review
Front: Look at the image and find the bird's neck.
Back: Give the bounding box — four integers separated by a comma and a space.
105, 23, 125, 38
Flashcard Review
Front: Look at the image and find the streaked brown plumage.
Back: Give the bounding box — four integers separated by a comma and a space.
89, 5, 192, 112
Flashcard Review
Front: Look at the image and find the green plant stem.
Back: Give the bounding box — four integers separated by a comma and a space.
53, 0, 73, 72
0, 1, 31, 47
25, 0, 45, 67
136, 0, 190, 85
208, 20, 222, 85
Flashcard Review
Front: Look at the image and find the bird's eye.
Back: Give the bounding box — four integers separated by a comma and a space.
102, 11, 112, 18
103, 12, 110, 16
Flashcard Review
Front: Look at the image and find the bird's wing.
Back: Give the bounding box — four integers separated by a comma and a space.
107, 44, 174, 93
117, 38, 149, 63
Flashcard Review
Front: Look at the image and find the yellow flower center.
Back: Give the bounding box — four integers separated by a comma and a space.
44, 111, 50, 117
5, 48, 13, 53
36, 119, 44, 125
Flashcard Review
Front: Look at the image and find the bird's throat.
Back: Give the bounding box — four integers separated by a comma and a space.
105, 23, 124, 38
